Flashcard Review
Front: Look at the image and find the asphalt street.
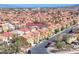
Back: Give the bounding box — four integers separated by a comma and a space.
30, 25, 77, 54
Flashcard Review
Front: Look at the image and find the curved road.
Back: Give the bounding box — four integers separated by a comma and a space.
30, 25, 77, 54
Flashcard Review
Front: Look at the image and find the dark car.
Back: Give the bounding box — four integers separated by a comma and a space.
45, 42, 52, 48
27, 50, 31, 54
68, 29, 73, 33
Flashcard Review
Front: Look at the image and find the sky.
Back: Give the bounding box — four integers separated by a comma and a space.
0, 4, 76, 8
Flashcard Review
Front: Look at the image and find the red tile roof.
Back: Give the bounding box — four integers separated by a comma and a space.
26, 22, 45, 27
19, 28, 30, 32
2, 32, 13, 37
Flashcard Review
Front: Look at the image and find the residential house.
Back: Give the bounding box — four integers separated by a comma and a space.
1, 32, 13, 44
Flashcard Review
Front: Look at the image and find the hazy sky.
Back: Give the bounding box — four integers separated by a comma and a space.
0, 4, 75, 8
